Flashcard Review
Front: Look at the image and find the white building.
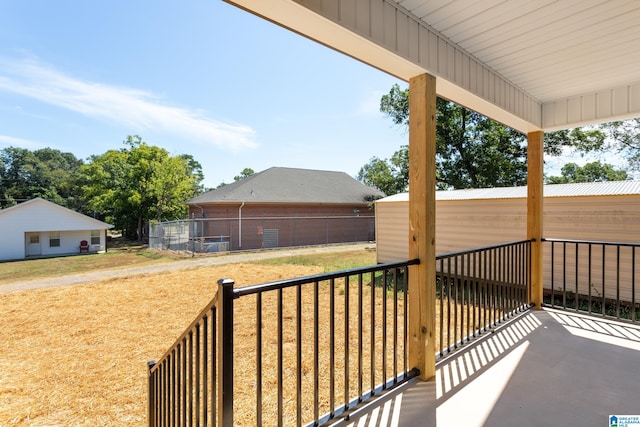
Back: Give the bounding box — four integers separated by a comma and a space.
375, 180, 640, 263
0, 198, 113, 261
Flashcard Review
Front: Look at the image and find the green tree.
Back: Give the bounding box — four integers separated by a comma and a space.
234, 168, 255, 181
357, 148, 408, 195
602, 119, 640, 171
82, 136, 203, 240
546, 161, 628, 184
0, 147, 84, 209
370, 84, 608, 193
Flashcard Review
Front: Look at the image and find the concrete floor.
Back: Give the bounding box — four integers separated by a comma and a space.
336, 308, 640, 427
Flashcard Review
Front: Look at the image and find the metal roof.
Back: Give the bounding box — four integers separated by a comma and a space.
376, 180, 640, 203
186, 167, 385, 205
226, 0, 640, 134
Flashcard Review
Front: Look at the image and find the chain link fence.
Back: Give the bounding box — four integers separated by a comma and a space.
149, 215, 376, 253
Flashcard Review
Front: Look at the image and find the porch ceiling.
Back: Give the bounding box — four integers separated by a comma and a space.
224, 0, 640, 134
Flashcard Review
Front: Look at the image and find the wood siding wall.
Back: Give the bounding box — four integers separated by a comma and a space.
377, 194, 640, 301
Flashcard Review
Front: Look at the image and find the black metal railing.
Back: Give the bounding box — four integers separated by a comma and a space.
543, 238, 639, 324
435, 240, 532, 359
148, 259, 420, 427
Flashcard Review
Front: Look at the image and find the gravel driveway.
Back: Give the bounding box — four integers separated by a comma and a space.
1, 243, 374, 294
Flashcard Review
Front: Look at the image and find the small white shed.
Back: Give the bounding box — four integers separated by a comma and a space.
375, 180, 640, 263
0, 198, 113, 261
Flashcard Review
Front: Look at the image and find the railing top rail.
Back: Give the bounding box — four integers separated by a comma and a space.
233, 258, 420, 298
542, 237, 640, 248
436, 239, 533, 260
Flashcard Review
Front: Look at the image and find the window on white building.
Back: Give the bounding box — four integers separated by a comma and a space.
91, 230, 101, 245
49, 232, 60, 247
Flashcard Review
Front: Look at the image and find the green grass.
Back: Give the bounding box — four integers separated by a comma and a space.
0, 247, 187, 285
0, 246, 377, 287
252, 249, 377, 273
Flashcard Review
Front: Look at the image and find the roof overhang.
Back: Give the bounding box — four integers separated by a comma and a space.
225, 0, 640, 134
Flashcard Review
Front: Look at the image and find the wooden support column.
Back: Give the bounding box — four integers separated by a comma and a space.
408, 73, 437, 381
527, 131, 544, 309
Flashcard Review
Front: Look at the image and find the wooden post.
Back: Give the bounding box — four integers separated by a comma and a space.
408, 73, 437, 381
527, 131, 544, 309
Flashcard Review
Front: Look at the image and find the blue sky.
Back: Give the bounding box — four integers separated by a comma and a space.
0, 0, 409, 189
0, 1, 627, 189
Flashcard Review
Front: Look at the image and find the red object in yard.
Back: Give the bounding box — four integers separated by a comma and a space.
79, 240, 90, 253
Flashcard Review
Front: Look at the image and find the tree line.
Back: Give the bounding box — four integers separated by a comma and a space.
0, 136, 204, 240
357, 84, 638, 195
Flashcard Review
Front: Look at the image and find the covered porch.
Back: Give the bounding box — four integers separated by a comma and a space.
147, 1, 640, 425
337, 307, 640, 426
222, 0, 640, 382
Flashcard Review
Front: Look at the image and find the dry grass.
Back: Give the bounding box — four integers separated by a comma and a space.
0, 262, 324, 426
1, 249, 486, 426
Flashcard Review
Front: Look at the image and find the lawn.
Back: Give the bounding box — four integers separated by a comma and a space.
0, 249, 376, 426
0, 245, 190, 285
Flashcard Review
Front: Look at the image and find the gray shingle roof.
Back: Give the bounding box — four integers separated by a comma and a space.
186, 167, 385, 205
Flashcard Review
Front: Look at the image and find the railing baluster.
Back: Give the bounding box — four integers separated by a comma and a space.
176, 343, 181, 426
562, 241, 567, 309
575, 243, 579, 313
202, 315, 208, 427
466, 252, 471, 341
392, 268, 398, 383
344, 275, 350, 412
369, 271, 375, 399
453, 255, 458, 349
602, 244, 606, 317
195, 324, 201, 427
550, 241, 555, 307
189, 331, 193, 427
313, 280, 319, 425
147, 361, 156, 427
473, 251, 478, 338
329, 278, 335, 418
446, 256, 451, 351
256, 293, 262, 427
403, 266, 409, 376
297, 284, 303, 427
633, 247, 637, 322
182, 338, 187, 427
587, 243, 593, 314
277, 287, 283, 427
616, 245, 621, 319
211, 307, 217, 427
358, 273, 363, 402
438, 257, 444, 356
382, 270, 387, 388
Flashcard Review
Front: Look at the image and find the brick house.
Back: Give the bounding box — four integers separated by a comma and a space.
185, 167, 384, 250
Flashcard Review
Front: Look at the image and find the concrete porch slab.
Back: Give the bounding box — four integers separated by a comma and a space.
336, 309, 640, 427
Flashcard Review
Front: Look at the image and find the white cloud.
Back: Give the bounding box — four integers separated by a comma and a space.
0, 57, 257, 151
0, 135, 46, 150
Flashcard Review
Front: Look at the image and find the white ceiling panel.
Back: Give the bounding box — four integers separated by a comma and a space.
392, 0, 640, 105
